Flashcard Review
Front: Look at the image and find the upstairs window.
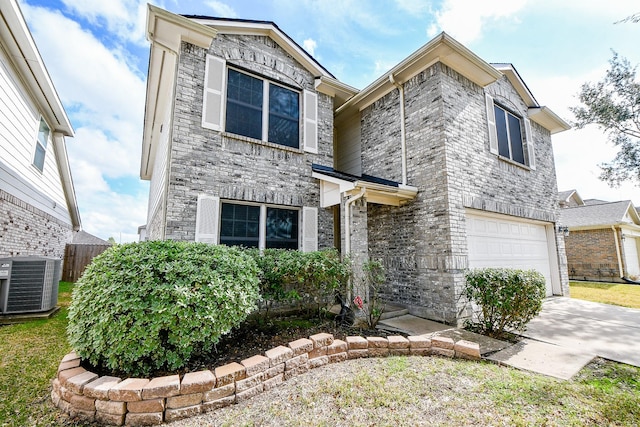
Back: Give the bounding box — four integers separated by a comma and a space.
494, 104, 525, 164
33, 118, 49, 172
225, 68, 300, 149
485, 94, 535, 169
202, 56, 318, 153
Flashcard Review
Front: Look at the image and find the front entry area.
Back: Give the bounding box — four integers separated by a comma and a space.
465, 210, 558, 296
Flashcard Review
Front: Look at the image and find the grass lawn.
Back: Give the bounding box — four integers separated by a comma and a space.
570, 281, 640, 309
1, 282, 639, 426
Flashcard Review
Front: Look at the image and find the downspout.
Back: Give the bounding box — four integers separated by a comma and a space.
389, 74, 407, 186
612, 226, 624, 278
344, 188, 366, 301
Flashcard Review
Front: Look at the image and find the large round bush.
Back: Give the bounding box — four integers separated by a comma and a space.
67, 241, 260, 376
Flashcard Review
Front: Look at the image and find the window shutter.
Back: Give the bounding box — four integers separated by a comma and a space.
202, 55, 226, 131
195, 194, 220, 244
303, 90, 318, 153
485, 93, 499, 155
302, 206, 318, 252
524, 118, 536, 170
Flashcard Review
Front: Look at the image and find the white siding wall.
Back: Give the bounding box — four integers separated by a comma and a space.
0, 45, 68, 219
335, 112, 362, 175
146, 94, 173, 237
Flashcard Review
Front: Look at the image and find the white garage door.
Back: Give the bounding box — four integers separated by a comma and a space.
466, 212, 554, 296
623, 237, 640, 277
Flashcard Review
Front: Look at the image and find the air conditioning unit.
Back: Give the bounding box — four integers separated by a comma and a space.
0, 256, 61, 314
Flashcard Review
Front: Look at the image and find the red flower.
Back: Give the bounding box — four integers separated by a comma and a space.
353, 295, 364, 310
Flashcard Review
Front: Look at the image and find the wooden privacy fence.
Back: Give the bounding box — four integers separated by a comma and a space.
62, 244, 111, 282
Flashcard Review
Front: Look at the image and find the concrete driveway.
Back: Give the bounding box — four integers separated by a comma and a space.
522, 297, 640, 367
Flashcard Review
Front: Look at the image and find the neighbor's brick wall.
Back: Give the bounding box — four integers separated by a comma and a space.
159, 36, 334, 248
0, 189, 72, 259
363, 63, 567, 325
565, 228, 623, 282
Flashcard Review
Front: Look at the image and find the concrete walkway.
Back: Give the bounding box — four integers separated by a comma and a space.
377, 297, 640, 380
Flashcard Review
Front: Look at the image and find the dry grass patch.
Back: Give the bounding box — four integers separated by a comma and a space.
570, 281, 640, 309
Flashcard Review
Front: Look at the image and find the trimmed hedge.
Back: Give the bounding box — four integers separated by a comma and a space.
247, 248, 351, 315
67, 241, 260, 376
464, 268, 546, 338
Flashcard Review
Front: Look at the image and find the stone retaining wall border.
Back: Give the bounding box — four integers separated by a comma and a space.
52, 333, 481, 426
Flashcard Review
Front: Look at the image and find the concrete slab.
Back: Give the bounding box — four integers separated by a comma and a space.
487, 339, 595, 380
434, 329, 511, 356
522, 297, 640, 367
377, 314, 453, 335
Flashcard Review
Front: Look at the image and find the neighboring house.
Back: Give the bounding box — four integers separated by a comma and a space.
559, 190, 640, 282
0, 0, 80, 259
141, 5, 570, 325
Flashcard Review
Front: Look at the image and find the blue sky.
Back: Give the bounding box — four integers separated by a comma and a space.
20, 0, 640, 242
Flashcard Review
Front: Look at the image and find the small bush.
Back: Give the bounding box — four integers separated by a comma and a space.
352, 260, 386, 328
67, 241, 260, 376
464, 268, 545, 338
248, 249, 351, 316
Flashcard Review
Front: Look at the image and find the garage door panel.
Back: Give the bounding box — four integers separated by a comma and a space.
467, 212, 553, 296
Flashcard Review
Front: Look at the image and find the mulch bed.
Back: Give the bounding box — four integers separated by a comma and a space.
81, 311, 394, 379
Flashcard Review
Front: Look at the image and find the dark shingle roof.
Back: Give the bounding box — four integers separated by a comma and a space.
311, 164, 400, 187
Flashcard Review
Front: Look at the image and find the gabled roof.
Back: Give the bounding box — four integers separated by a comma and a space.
336, 32, 503, 116
559, 200, 640, 229
492, 63, 570, 134
184, 16, 334, 79
558, 189, 584, 207
72, 230, 111, 245
0, 0, 80, 230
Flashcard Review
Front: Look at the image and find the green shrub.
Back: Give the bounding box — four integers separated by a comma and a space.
464, 268, 545, 338
352, 260, 387, 328
247, 249, 351, 316
67, 241, 260, 376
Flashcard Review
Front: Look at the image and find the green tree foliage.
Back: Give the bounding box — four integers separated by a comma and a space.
67, 241, 260, 376
464, 268, 546, 338
571, 52, 640, 186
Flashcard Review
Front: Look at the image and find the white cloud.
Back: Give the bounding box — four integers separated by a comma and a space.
429, 0, 528, 43
22, 4, 148, 241
302, 38, 317, 56
204, 0, 237, 18
394, 0, 430, 15
59, 0, 150, 45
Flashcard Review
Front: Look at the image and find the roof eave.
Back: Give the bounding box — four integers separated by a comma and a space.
141, 5, 217, 179
188, 17, 334, 79
336, 32, 502, 116
0, 0, 73, 136
528, 106, 571, 134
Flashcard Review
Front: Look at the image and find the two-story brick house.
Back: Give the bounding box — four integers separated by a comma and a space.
141, 5, 570, 325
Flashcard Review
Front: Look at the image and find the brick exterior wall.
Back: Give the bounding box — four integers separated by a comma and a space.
0, 189, 72, 259
362, 63, 567, 325
565, 228, 623, 282
155, 35, 334, 248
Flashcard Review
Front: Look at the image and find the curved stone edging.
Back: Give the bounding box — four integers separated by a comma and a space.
52, 333, 481, 426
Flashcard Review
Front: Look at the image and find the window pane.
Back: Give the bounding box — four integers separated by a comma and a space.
507, 113, 525, 164
266, 207, 298, 249
38, 119, 49, 148
268, 84, 299, 148
494, 106, 510, 158
226, 69, 263, 140
219, 203, 260, 248
33, 144, 46, 171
